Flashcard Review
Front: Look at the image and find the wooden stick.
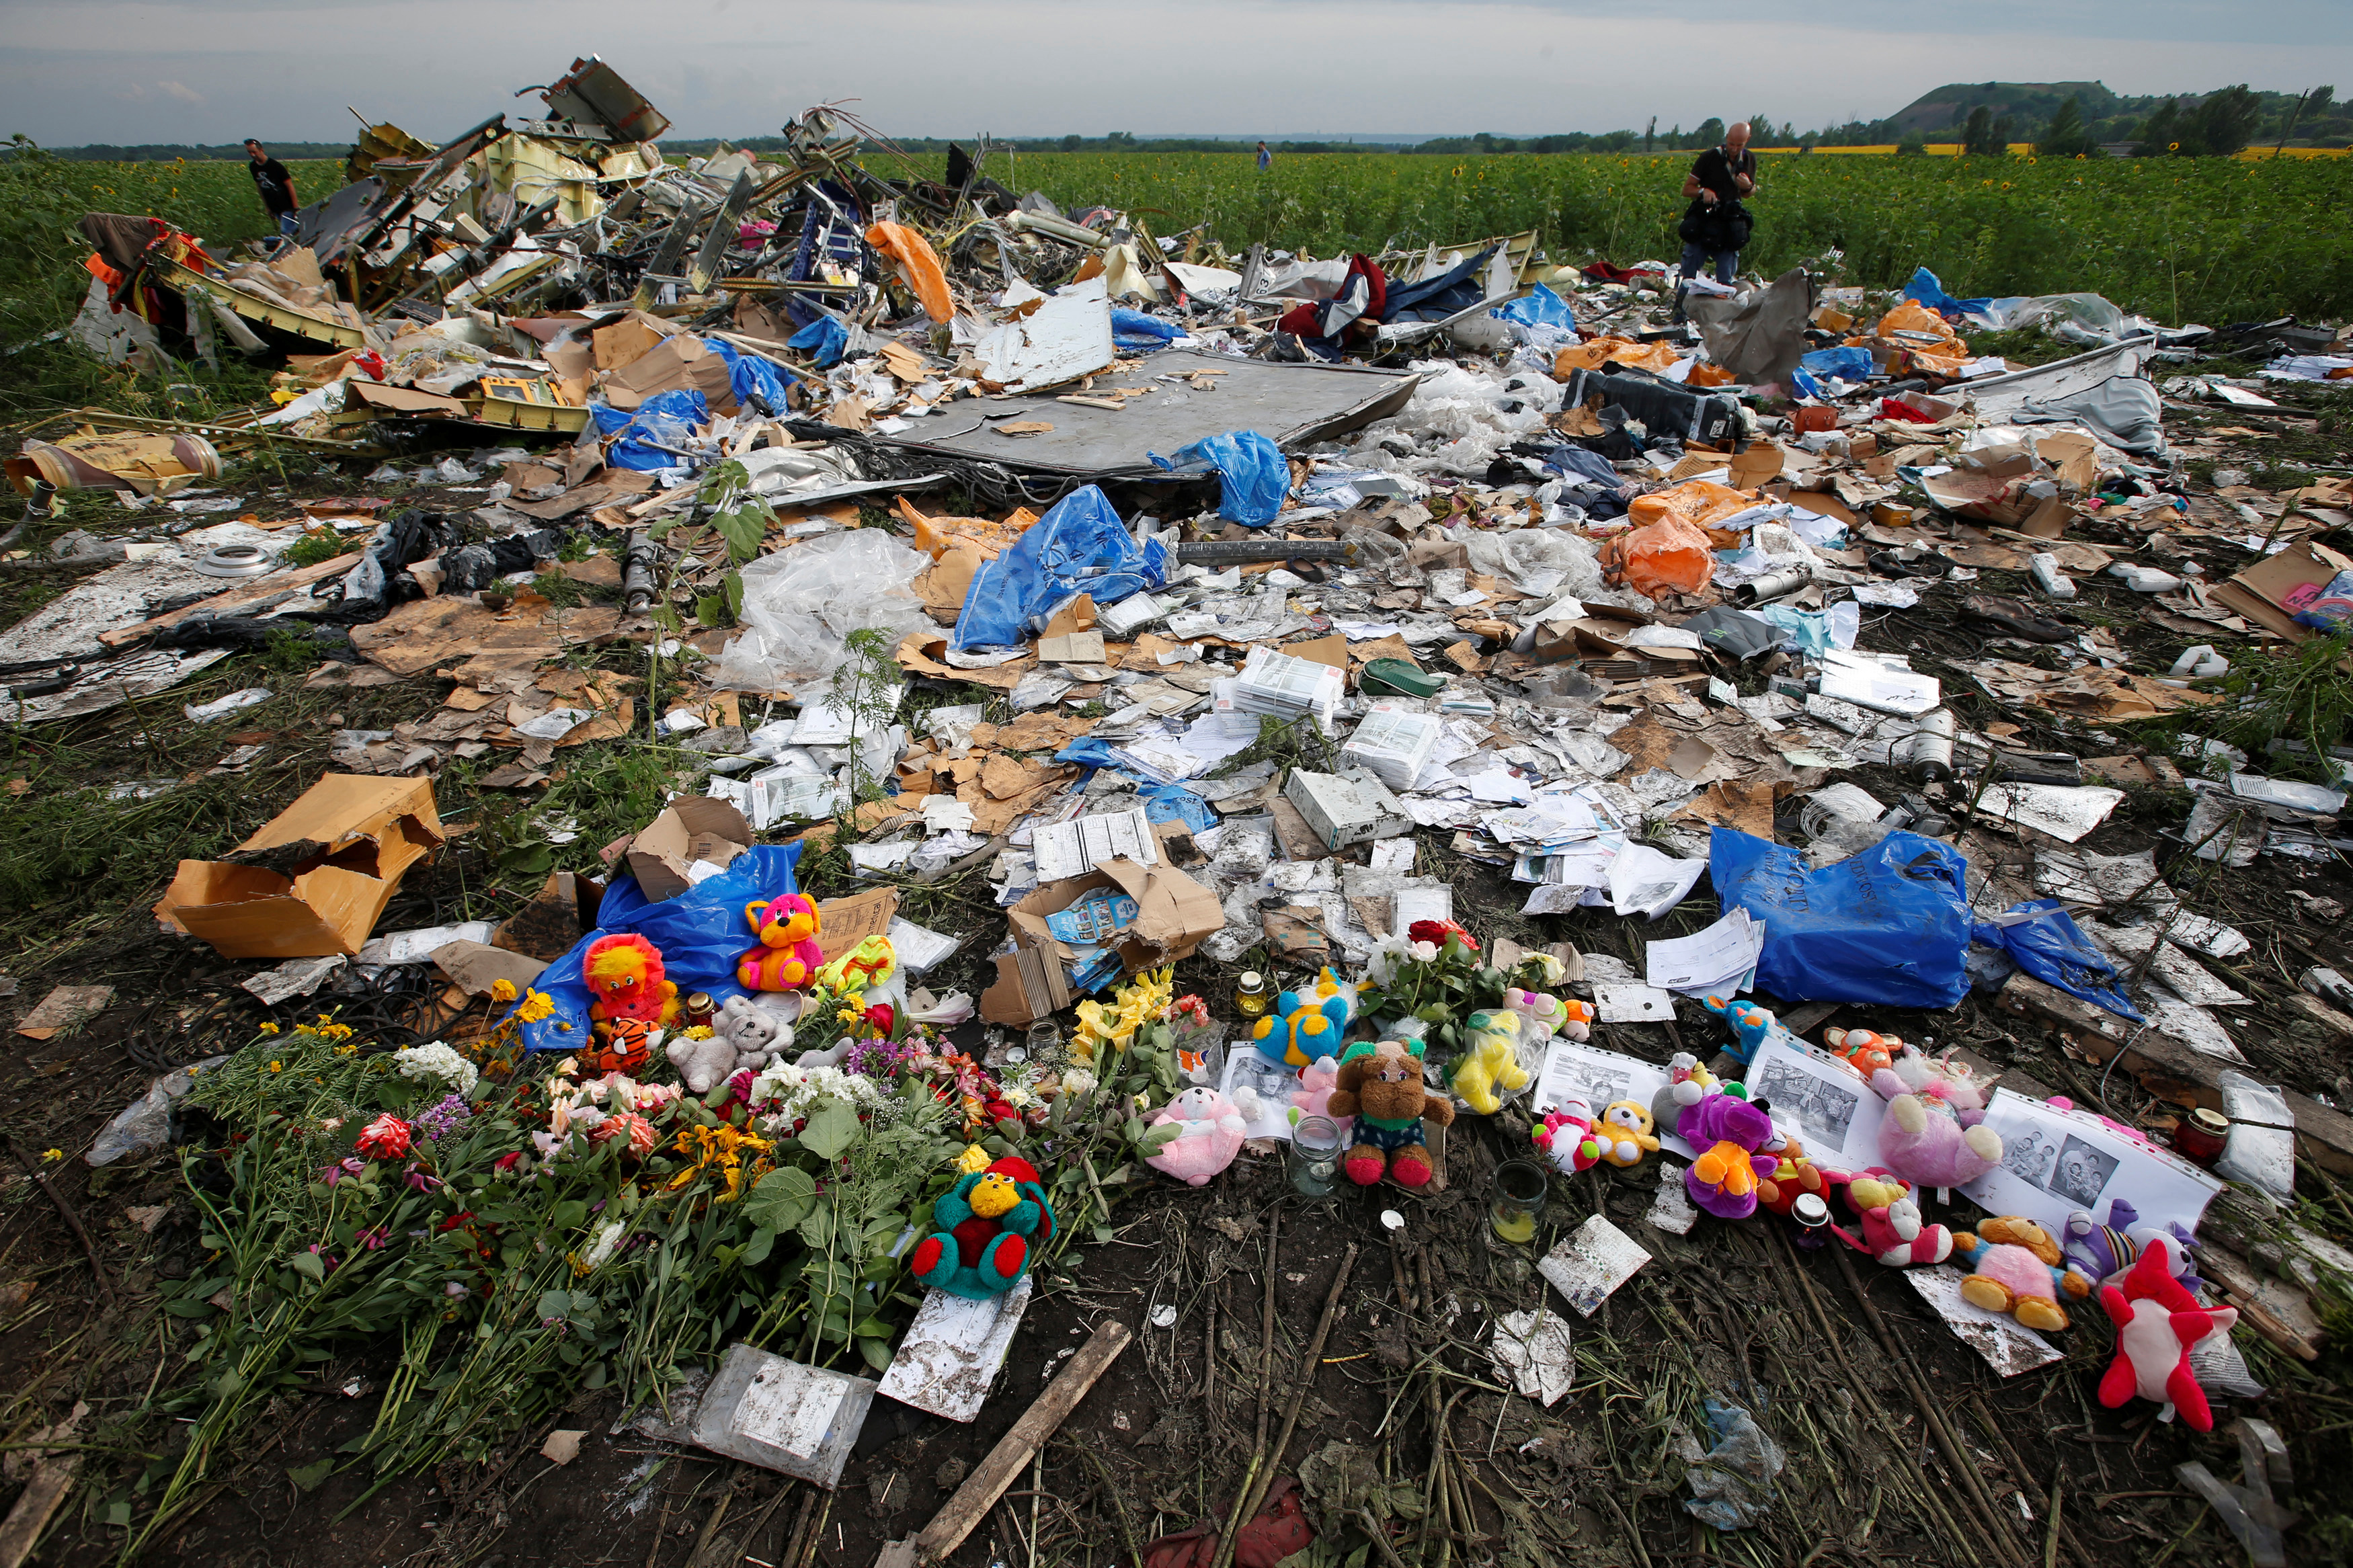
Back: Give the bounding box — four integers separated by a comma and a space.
2043, 1471, 2063, 1568
1830, 1241, 2024, 1568
1232, 1244, 1359, 1543
1211, 1212, 1281, 1566
875, 1319, 1133, 1568
3, 1135, 110, 1304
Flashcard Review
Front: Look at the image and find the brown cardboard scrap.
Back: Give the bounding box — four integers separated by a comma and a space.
618, 797, 754, 901
350, 591, 631, 679
1287, 634, 1349, 670
154, 775, 444, 959
16, 985, 115, 1040
1677, 780, 1778, 839
979, 859, 1224, 1025
897, 632, 1033, 690
432, 940, 548, 996
600, 333, 735, 413
815, 887, 898, 962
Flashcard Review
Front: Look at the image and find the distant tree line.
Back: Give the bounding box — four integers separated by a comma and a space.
17, 83, 2346, 163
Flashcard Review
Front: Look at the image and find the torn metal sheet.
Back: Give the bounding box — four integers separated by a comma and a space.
874, 1277, 1033, 1422
0, 522, 297, 666
1899, 1266, 2062, 1377
874, 349, 1417, 479
1973, 781, 2124, 843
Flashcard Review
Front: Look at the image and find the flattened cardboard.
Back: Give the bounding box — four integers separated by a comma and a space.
600, 333, 736, 414
155, 774, 444, 958
2212, 538, 2353, 643
346, 381, 469, 419
621, 796, 754, 901
979, 858, 1223, 1025
816, 886, 898, 962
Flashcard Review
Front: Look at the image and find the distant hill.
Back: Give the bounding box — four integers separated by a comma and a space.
1886, 83, 2121, 134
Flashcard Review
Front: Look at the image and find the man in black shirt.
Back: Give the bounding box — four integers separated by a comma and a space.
244, 139, 299, 243
1675, 122, 1755, 313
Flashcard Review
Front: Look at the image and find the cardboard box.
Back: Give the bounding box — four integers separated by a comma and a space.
599, 333, 736, 414
154, 775, 444, 958
1284, 768, 1412, 850
619, 797, 754, 901
2211, 538, 2353, 643
815, 886, 898, 963
979, 858, 1224, 1026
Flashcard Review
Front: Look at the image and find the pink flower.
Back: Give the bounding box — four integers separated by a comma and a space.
597, 1112, 658, 1156
356, 1114, 412, 1161
355, 1226, 389, 1250
318, 1156, 364, 1186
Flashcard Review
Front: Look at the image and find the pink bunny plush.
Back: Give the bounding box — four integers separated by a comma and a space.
1144, 1086, 1249, 1187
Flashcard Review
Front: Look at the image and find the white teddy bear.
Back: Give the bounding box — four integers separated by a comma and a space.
668, 995, 795, 1094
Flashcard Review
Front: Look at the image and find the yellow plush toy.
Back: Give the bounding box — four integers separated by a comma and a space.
1447, 1009, 1531, 1114
815, 935, 895, 995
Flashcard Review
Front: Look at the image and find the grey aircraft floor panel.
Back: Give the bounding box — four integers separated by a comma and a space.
869, 349, 1420, 477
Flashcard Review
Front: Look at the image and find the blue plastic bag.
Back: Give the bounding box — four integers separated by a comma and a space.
1798, 345, 1874, 382
1901, 266, 1991, 322
1150, 430, 1289, 526
1788, 368, 1825, 399
1709, 827, 1974, 1009
590, 388, 709, 472
1972, 901, 2144, 1022
510, 842, 805, 1052
952, 485, 1170, 654
701, 335, 795, 415
1111, 308, 1183, 353
1137, 781, 1218, 835
787, 315, 850, 369
1494, 282, 1575, 329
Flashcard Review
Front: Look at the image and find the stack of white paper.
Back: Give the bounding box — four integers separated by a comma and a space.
1030, 807, 1160, 881
1645, 909, 1765, 996
1230, 647, 1344, 726
1341, 703, 1444, 792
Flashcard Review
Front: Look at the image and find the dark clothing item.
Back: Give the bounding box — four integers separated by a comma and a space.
1688, 145, 1756, 208
1679, 145, 1755, 257
249, 156, 296, 216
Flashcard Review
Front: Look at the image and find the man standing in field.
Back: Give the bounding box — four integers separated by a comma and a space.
1675, 120, 1754, 315
244, 139, 300, 242
1257, 140, 1273, 172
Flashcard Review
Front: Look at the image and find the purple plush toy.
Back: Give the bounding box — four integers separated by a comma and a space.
1676, 1088, 1780, 1221
2063, 1198, 2202, 1291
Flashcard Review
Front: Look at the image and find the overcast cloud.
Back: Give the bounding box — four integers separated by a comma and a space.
3, 0, 2348, 148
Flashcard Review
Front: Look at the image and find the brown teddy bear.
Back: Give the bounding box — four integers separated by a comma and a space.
1326, 1038, 1455, 1188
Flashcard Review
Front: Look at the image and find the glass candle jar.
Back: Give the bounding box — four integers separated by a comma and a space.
1289, 1116, 1343, 1198
1234, 971, 1271, 1020
1490, 1159, 1550, 1244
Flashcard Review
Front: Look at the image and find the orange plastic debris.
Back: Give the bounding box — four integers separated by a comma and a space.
1553, 335, 1683, 376
1601, 515, 1716, 598
865, 221, 953, 323
1626, 479, 1757, 532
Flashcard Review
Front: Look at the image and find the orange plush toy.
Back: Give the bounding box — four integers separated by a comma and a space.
583, 934, 679, 1074
737, 895, 823, 993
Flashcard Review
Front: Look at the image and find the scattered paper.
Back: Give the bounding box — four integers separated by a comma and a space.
1744, 1034, 1887, 1171
1900, 1266, 2061, 1376
1488, 1308, 1575, 1405
1538, 1216, 1652, 1316
1595, 983, 1676, 1024
1646, 909, 1764, 995
1648, 1170, 1699, 1235
1961, 1089, 2223, 1239
1031, 808, 1158, 881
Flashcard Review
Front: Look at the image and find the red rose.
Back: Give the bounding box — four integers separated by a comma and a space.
356, 1114, 412, 1160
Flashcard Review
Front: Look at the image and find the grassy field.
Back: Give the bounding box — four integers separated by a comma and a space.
975, 149, 2353, 326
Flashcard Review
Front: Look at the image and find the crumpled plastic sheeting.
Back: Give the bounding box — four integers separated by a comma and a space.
1462, 527, 1603, 600
1678, 1396, 1786, 1530
1353, 360, 1551, 478
952, 485, 1168, 654
1150, 430, 1288, 526
1972, 900, 2144, 1022
2011, 374, 2169, 458
1685, 267, 1814, 386
708, 528, 932, 690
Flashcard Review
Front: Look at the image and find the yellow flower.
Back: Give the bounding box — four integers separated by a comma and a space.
957, 1144, 992, 1173
269, 1061, 282, 1073
516, 990, 555, 1024
257, 1022, 280, 1035
491, 977, 519, 1003
40, 1148, 63, 1163
683, 1025, 714, 1040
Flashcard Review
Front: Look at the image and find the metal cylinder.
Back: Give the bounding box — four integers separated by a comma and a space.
1735, 570, 1808, 606
1895, 708, 1956, 781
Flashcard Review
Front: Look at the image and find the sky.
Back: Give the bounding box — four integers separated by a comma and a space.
3, 0, 2350, 148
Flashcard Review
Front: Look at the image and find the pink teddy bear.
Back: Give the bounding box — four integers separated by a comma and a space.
1144, 1086, 1250, 1187
1289, 1055, 1353, 1141
1867, 1045, 2003, 1198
